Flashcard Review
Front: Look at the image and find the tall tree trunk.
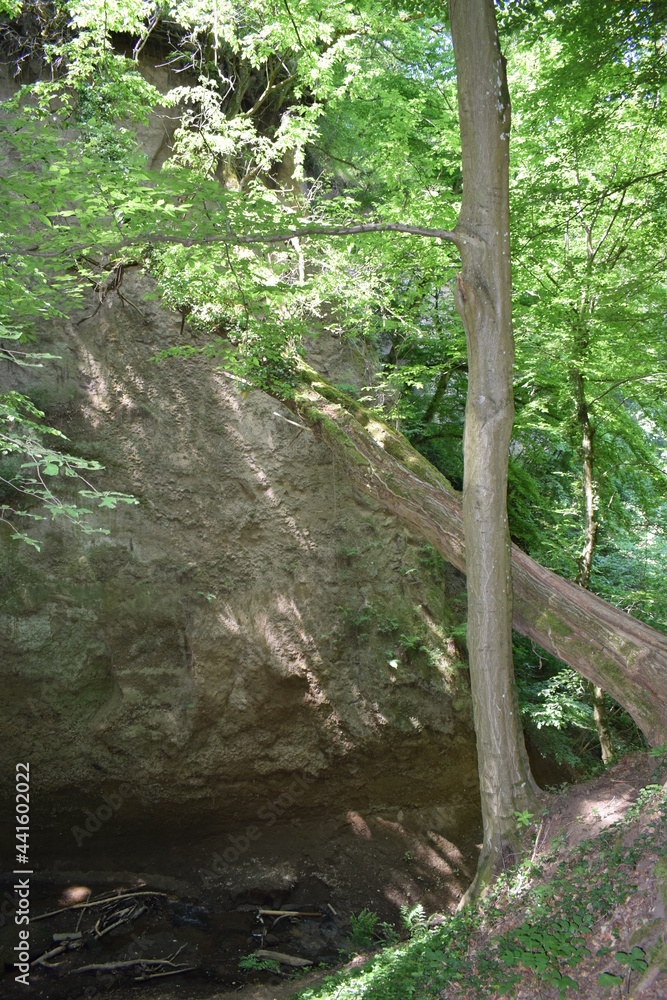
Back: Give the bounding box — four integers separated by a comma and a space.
293, 362, 667, 748
573, 369, 597, 593
446, 0, 539, 893
421, 369, 453, 428
572, 367, 615, 764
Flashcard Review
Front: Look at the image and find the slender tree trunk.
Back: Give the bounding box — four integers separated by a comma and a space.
446, 0, 539, 894
422, 369, 453, 428
572, 367, 615, 764
590, 683, 614, 764
572, 368, 598, 592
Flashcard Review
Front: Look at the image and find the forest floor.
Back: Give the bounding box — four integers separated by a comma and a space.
278, 750, 667, 1000
451, 749, 667, 1000
170, 750, 667, 1000
2, 751, 666, 1000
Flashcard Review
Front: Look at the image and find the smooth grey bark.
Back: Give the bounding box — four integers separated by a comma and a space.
448, 0, 539, 891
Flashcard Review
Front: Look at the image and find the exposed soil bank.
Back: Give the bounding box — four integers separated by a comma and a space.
0, 270, 482, 997
1, 272, 478, 827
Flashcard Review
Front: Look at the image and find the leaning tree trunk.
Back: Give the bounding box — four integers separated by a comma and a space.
292, 363, 667, 749
447, 0, 539, 892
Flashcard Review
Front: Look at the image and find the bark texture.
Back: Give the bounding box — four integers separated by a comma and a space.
293, 364, 667, 749
448, 0, 539, 886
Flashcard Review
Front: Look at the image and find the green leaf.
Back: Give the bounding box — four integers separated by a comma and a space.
616, 947, 648, 972
11, 533, 41, 550
598, 972, 623, 986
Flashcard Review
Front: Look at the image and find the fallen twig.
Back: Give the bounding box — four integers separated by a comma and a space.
134, 965, 198, 981
254, 950, 313, 968
73, 957, 192, 975
34, 890, 168, 921
531, 820, 545, 862
94, 903, 147, 938
31, 944, 68, 967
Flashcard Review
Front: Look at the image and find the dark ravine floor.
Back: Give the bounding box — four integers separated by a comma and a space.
4, 753, 666, 1000
0, 797, 482, 999
2, 741, 632, 1000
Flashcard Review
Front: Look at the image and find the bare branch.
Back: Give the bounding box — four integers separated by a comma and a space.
34, 890, 169, 922
10, 222, 461, 261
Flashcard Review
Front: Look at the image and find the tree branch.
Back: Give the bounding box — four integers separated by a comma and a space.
10, 222, 461, 260
166, 221, 461, 247
283, 0, 304, 48
588, 371, 667, 405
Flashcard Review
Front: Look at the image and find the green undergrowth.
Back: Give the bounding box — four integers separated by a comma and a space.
294, 764, 667, 1000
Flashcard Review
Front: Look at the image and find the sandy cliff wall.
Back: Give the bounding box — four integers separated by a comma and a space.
0, 270, 479, 844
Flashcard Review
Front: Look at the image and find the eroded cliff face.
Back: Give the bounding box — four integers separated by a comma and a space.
0, 271, 479, 847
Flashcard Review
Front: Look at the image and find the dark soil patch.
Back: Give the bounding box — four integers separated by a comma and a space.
0, 801, 481, 999
4, 755, 663, 1000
